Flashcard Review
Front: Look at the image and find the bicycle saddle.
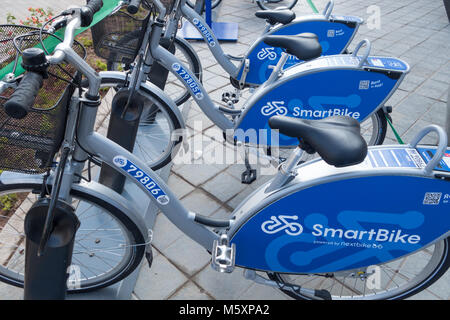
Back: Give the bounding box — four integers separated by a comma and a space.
269, 115, 368, 167
263, 33, 322, 61
255, 9, 296, 25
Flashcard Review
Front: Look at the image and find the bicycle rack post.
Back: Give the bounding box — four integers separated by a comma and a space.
182, 0, 238, 41
98, 40, 176, 193
23, 200, 79, 300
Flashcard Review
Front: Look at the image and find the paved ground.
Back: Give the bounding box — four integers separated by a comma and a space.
0, 0, 449, 300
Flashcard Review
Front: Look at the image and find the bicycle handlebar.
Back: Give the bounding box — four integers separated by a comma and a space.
127, 0, 142, 14
4, 1, 105, 119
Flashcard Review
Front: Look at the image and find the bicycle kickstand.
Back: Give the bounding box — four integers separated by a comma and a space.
241, 146, 257, 184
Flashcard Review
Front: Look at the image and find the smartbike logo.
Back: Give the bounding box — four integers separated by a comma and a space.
261, 215, 422, 246
260, 100, 362, 120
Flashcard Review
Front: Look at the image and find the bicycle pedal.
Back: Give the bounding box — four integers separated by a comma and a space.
211, 234, 235, 273
241, 169, 257, 184
221, 92, 239, 104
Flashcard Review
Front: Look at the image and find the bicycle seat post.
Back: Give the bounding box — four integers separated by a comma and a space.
266, 147, 304, 192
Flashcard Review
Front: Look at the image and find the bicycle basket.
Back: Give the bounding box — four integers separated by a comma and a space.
90, 4, 151, 65
0, 25, 86, 174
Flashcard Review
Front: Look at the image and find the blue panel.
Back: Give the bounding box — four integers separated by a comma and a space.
240, 20, 358, 85
236, 68, 399, 146
231, 175, 450, 273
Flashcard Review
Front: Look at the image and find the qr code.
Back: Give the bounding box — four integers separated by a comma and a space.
359, 80, 370, 90
423, 192, 442, 205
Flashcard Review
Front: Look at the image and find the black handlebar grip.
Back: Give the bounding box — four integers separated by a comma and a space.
4, 72, 44, 119
86, 0, 104, 13
127, 0, 142, 14
81, 0, 104, 26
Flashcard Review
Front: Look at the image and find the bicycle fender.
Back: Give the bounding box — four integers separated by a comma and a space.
235, 55, 409, 147
237, 14, 363, 86
228, 155, 450, 274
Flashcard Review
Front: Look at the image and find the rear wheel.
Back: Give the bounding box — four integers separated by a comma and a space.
268, 237, 450, 300
0, 182, 146, 293
256, 0, 299, 10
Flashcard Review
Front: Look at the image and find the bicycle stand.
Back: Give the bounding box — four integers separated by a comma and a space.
24, 199, 79, 300
181, 0, 239, 42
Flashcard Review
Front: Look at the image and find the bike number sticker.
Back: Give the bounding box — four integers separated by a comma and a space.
172, 63, 204, 100
113, 156, 170, 205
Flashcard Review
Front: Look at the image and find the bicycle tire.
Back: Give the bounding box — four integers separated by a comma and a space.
267, 237, 450, 300
107, 33, 202, 108
186, 0, 222, 10
256, 0, 299, 10
0, 181, 146, 293
100, 76, 183, 170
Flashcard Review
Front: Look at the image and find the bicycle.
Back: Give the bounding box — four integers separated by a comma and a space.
0, 0, 449, 300
99, 0, 409, 173
105, 0, 364, 107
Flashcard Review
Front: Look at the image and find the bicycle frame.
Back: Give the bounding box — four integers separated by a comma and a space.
139, 11, 409, 147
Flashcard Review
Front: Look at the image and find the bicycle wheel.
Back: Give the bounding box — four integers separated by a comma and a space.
0, 181, 147, 293
268, 237, 450, 300
186, 0, 222, 10
256, 0, 299, 10
100, 76, 183, 170
107, 33, 202, 107
270, 108, 387, 163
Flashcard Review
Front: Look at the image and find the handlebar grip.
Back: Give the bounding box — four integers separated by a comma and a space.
4, 72, 44, 119
127, 0, 142, 14
86, 0, 104, 14
81, 0, 104, 27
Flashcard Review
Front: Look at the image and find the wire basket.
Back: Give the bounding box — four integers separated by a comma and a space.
0, 25, 86, 174
90, 4, 151, 65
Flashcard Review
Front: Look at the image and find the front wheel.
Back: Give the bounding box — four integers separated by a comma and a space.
256, 0, 299, 10
100, 76, 183, 170
268, 237, 450, 300
0, 181, 147, 293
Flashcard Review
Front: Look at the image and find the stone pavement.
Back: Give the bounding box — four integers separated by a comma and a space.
0, 0, 449, 300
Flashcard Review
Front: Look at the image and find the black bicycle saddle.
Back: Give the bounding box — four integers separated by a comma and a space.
255, 9, 296, 25
268, 115, 368, 167
263, 33, 322, 61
